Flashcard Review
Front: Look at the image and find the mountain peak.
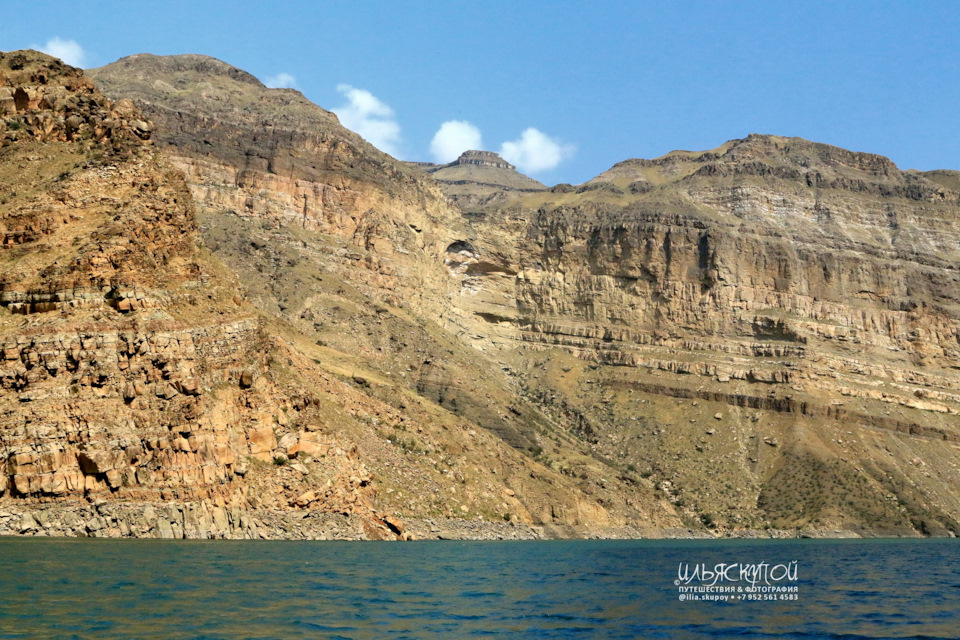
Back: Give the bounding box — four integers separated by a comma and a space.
450, 150, 516, 171
410, 150, 544, 192
95, 53, 265, 87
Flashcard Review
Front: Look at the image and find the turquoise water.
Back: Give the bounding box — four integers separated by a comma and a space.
0, 538, 958, 639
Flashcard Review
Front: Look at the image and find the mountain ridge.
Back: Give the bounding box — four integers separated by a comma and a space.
3, 49, 960, 539
81, 51, 680, 538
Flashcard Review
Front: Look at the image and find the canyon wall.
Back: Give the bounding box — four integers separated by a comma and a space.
0, 51, 679, 538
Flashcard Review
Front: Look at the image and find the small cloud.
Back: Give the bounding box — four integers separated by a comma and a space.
32, 37, 87, 67
333, 84, 402, 157
430, 120, 483, 163
500, 127, 575, 174
265, 72, 297, 89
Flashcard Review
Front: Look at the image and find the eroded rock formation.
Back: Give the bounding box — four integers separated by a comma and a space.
0, 52, 410, 539
447, 135, 960, 535
407, 150, 546, 210
6, 48, 960, 538
2, 51, 680, 539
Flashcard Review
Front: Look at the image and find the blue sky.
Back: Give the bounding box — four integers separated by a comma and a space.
4, 1, 959, 184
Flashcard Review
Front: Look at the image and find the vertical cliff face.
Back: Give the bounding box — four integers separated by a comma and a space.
7, 49, 960, 538
87, 54, 693, 538
0, 52, 681, 539
0, 50, 253, 508
448, 135, 960, 535
510, 135, 960, 386
0, 53, 471, 539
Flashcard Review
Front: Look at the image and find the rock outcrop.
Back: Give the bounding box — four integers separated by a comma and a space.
436, 134, 960, 535
6, 48, 960, 538
86, 53, 685, 537
409, 150, 546, 211
89, 54, 465, 317
0, 51, 150, 151
1, 51, 679, 539
0, 52, 415, 540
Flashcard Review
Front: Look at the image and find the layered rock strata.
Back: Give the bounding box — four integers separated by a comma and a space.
89, 54, 464, 317
439, 135, 960, 535
0, 51, 405, 539
88, 53, 685, 536
10, 48, 960, 537
3, 51, 682, 539
409, 150, 546, 210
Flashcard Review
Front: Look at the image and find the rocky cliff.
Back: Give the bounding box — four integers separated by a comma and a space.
4, 49, 960, 539
446, 134, 960, 535
77, 54, 960, 537
0, 51, 680, 539
88, 54, 468, 318
0, 50, 424, 539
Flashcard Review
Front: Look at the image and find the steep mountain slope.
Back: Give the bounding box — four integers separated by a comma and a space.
0, 50, 431, 539
91, 51, 960, 537
0, 51, 680, 539
445, 134, 960, 535
7, 48, 960, 538
88, 54, 466, 318
81, 53, 680, 536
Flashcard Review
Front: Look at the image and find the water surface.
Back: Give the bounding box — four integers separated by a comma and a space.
0, 538, 957, 639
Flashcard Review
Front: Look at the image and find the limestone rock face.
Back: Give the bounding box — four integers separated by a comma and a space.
1, 51, 246, 506
506, 135, 960, 396
453, 150, 517, 170
446, 134, 960, 535
93, 58, 671, 537
89, 54, 464, 318
87, 51, 960, 536
0, 51, 411, 539
2, 52, 678, 539
8, 49, 960, 538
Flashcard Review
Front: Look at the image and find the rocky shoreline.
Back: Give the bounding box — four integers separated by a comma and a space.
0, 501, 541, 541
1, 501, 942, 541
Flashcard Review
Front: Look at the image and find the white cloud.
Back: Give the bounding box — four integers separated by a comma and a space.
265, 72, 297, 89
33, 37, 87, 67
430, 120, 483, 163
333, 84, 402, 157
500, 127, 574, 174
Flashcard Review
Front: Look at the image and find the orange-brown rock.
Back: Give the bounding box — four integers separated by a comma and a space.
1, 52, 673, 542
0, 51, 417, 538
447, 134, 960, 535
11, 48, 960, 539
89, 54, 465, 320
86, 53, 960, 537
